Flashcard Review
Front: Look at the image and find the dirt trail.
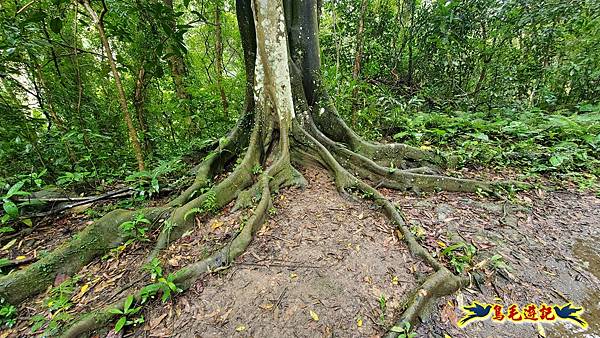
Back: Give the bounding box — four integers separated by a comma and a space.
137, 168, 420, 337
2, 167, 598, 337
402, 188, 600, 338
135, 168, 600, 338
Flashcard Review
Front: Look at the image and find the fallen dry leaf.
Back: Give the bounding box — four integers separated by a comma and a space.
210, 220, 224, 230
72, 283, 91, 301
259, 303, 274, 310
440, 300, 457, 326
149, 313, 168, 329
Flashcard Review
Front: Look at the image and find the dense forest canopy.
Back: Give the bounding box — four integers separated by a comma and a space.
1, 0, 598, 183
0, 0, 599, 336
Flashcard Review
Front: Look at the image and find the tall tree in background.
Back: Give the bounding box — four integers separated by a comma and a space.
351, 0, 368, 125
164, 0, 191, 99
81, 0, 146, 171
214, 0, 229, 116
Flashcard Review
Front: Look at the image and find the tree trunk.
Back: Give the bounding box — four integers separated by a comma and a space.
351, 0, 368, 126
134, 64, 152, 153
164, 0, 191, 100
82, 0, 146, 171
215, 1, 229, 117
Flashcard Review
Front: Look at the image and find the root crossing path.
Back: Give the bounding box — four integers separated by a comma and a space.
135, 168, 424, 337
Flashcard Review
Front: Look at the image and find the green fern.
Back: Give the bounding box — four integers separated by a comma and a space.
183, 207, 202, 221
183, 189, 217, 220
202, 189, 217, 212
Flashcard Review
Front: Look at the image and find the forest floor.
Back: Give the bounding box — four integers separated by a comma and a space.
1, 166, 599, 338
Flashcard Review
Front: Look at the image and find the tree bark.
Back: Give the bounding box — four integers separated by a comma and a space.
351, 0, 368, 126
164, 0, 191, 100
82, 0, 146, 171
134, 64, 152, 153
215, 1, 229, 116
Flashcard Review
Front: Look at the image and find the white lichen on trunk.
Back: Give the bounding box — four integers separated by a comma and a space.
251, 0, 295, 126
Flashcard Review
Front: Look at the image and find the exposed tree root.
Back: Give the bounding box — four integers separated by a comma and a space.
10, 115, 473, 336
61, 175, 272, 338
168, 111, 254, 207
0, 207, 169, 304
308, 113, 510, 194
385, 269, 467, 338
0, 110, 482, 337
147, 116, 264, 260
4, 114, 481, 337
312, 95, 448, 168
0, 120, 255, 305
62, 138, 297, 338
291, 118, 470, 334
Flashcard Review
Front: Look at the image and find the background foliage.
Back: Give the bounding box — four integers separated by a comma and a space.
1, 0, 598, 201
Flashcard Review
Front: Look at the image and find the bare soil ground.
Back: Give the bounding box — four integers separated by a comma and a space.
1, 166, 599, 338
384, 180, 600, 338
136, 167, 600, 338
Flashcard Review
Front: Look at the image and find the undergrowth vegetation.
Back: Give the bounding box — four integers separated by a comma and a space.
1, 0, 598, 198
335, 91, 600, 182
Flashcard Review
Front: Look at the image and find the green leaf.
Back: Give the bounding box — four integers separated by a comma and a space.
108, 308, 124, 315
11, 191, 30, 196
49, 17, 62, 34
6, 181, 24, 198
151, 177, 159, 192
161, 288, 171, 302
30, 314, 46, 332
390, 325, 404, 333
22, 219, 32, 227
128, 306, 141, 315
549, 155, 564, 167
114, 316, 127, 332
441, 242, 466, 256
183, 207, 202, 221
3, 201, 18, 217
0, 258, 11, 268
123, 295, 134, 313
0, 226, 14, 233
471, 132, 489, 141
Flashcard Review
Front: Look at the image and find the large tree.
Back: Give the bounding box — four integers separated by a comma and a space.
0, 1, 506, 336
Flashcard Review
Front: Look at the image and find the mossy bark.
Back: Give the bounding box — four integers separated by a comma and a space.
0, 207, 168, 304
